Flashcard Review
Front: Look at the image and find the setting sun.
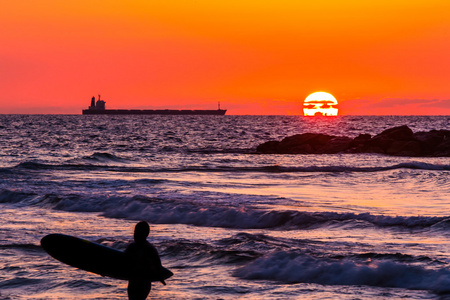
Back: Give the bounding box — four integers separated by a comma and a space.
303, 92, 338, 116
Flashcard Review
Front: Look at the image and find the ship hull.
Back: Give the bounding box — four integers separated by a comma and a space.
82, 109, 227, 115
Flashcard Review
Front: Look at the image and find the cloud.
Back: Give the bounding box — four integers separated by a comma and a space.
419, 99, 450, 108
367, 98, 434, 109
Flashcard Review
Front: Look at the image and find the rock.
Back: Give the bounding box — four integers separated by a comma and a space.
256, 141, 280, 154
364, 146, 385, 154
347, 134, 372, 153
414, 130, 450, 156
364, 136, 392, 153
386, 140, 422, 156
284, 143, 314, 154
276, 133, 335, 154
316, 137, 353, 154
349, 134, 371, 148
365, 125, 413, 153
255, 125, 450, 157
374, 125, 414, 140
354, 133, 371, 142
433, 139, 450, 156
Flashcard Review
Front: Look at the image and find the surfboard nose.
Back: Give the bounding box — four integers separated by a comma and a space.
41, 233, 67, 250
40, 234, 58, 252
41, 233, 78, 261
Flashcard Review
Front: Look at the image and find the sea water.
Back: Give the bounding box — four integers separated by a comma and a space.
0, 115, 449, 299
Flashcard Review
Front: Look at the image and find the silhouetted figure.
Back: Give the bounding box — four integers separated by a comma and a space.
125, 221, 164, 300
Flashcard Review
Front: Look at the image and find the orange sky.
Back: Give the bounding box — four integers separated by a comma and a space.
1, 1, 449, 115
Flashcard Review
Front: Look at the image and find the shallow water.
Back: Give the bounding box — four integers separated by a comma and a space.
0, 115, 449, 299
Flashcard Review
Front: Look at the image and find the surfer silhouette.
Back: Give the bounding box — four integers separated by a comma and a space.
125, 221, 165, 300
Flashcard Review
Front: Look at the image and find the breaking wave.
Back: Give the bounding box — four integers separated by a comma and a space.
1, 190, 448, 231
234, 251, 450, 293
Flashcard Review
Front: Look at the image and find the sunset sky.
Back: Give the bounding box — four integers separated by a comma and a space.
1, 1, 449, 115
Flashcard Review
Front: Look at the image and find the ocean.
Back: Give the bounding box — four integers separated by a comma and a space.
0, 115, 449, 299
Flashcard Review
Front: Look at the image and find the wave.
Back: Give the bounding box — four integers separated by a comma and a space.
79, 152, 132, 163
262, 162, 450, 172
11, 152, 132, 171
0, 278, 44, 289
0, 190, 37, 204
99, 197, 450, 230
146, 231, 450, 293
9, 160, 450, 174
233, 251, 450, 293
136, 162, 450, 173
0, 243, 42, 252
13, 161, 106, 171
2, 190, 446, 231
160, 239, 257, 265
160, 233, 284, 264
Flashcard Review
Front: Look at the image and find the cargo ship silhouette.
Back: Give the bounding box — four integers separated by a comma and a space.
82, 95, 227, 115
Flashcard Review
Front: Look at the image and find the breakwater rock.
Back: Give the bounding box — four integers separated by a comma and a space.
256, 125, 450, 156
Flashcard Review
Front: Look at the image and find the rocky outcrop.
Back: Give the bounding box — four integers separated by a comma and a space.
256, 125, 450, 157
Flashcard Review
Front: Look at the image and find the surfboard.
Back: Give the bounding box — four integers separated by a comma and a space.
41, 233, 173, 282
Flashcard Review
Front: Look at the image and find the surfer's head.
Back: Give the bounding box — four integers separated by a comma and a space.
134, 221, 150, 243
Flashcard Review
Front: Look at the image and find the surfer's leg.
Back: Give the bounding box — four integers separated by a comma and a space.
127, 279, 151, 300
